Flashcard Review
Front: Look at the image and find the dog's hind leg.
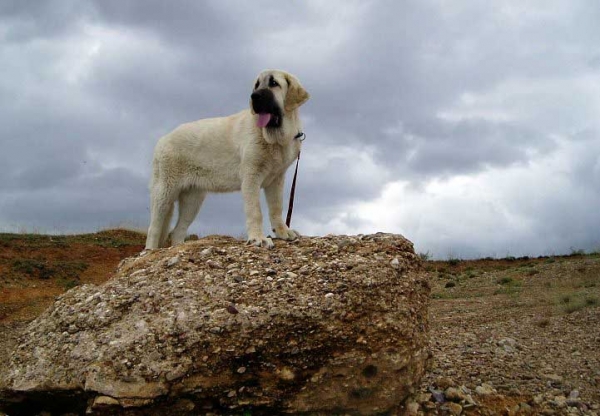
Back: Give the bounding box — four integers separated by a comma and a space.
158, 203, 174, 248
170, 188, 206, 246
146, 184, 178, 249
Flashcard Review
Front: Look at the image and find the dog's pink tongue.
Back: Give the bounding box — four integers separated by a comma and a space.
257, 113, 271, 128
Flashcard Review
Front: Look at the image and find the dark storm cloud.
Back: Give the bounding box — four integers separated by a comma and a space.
402, 119, 556, 177
1, 1, 599, 257
0, 0, 91, 41
1, 167, 148, 232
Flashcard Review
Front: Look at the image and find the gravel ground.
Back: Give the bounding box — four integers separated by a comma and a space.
413, 256, 600, 415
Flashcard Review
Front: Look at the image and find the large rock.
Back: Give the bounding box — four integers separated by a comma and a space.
0, 233, 430, 415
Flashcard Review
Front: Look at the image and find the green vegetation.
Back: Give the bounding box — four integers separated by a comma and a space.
493, 276, 522, 296
11, 259, 89, 280
496, 276, 514, 285
447, 257, 461, 266
60, 278, 80, 290
418, 251, 431, 261
72, 229, 145, 248
557, 290, 599, 314
0, 229, 145, 249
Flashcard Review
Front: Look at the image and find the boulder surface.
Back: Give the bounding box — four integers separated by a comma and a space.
0, 233, 430, 415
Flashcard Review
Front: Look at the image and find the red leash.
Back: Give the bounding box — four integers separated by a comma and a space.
286, 131, 305, 227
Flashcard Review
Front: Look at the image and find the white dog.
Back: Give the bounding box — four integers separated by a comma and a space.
145, 69, 310, 249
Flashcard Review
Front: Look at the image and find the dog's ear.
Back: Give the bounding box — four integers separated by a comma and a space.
284, 73, 310, 113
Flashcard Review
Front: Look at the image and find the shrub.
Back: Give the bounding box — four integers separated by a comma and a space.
418, 251, 431, 261
447, 258, 461, 266
497, 276, 513, 285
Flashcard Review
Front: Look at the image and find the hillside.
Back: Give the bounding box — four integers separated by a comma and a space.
0, 230, 598, 415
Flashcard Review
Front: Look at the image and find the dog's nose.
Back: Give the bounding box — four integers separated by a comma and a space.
251, 88, 275, 114
250, 90, 267, 110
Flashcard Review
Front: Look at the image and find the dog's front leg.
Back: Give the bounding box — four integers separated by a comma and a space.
264, 175, 300, 241
242, 176, 274, 248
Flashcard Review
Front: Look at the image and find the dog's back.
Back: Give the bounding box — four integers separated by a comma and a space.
151, 111, 250, 193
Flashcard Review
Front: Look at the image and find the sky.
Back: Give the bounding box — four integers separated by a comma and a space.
1, 0, 599, 259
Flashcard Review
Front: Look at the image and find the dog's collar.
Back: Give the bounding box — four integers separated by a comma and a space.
294, 131, 306, 141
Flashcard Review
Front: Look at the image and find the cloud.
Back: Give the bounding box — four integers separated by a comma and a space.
0, 1, 599, 258
344, 135, 600, 258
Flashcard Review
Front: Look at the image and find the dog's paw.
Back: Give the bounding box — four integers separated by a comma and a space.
247, 236, 274, 249
273, 226, 300, 241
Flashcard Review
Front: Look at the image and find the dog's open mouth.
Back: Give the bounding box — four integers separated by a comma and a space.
256, 112, 281, 128
257, 113, 272, 128
252, 89, 282, 128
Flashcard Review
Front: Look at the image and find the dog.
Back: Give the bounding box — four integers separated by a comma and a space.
145, 69, 310, 249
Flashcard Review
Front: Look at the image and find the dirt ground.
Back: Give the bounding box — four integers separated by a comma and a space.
0, 230, 598, 415
420, 256, 600, 415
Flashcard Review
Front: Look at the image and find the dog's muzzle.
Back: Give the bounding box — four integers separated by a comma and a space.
251, 89, 282, 128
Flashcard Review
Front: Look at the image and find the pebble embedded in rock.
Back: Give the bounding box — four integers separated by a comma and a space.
92, 395, 120, 408
543, 373, 563, 384
429, 387, 445, 403
206, 259, 222, 269
200, 247, 213, 257
166, 256, 180, 268
405, 400, 420, 415
445, 387, 467, 402
475, 383, 496, 395
445, 402, 462, 415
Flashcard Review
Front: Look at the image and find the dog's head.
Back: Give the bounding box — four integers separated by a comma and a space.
250, 70, 310, 129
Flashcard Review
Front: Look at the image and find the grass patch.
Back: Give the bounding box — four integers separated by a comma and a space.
60, 278, 80, 290
494, 286, 522, 296
447, 258, 461, 266
465, 271, 477, 279
574, 276, 597, 289
497, 276, 514, 285
560, 294, 571, 304
564, 302, 586, 314
494, 276, 522, 296
11, 259, 89, 280
69, 230, 146, 248
557, 291, 599, 314
534, 318, 551, 328
0, 229, 145, 250
431, 291, 462, 300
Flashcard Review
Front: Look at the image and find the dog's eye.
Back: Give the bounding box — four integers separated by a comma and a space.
254, 80, 259, 90
269, 77, 279, 88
